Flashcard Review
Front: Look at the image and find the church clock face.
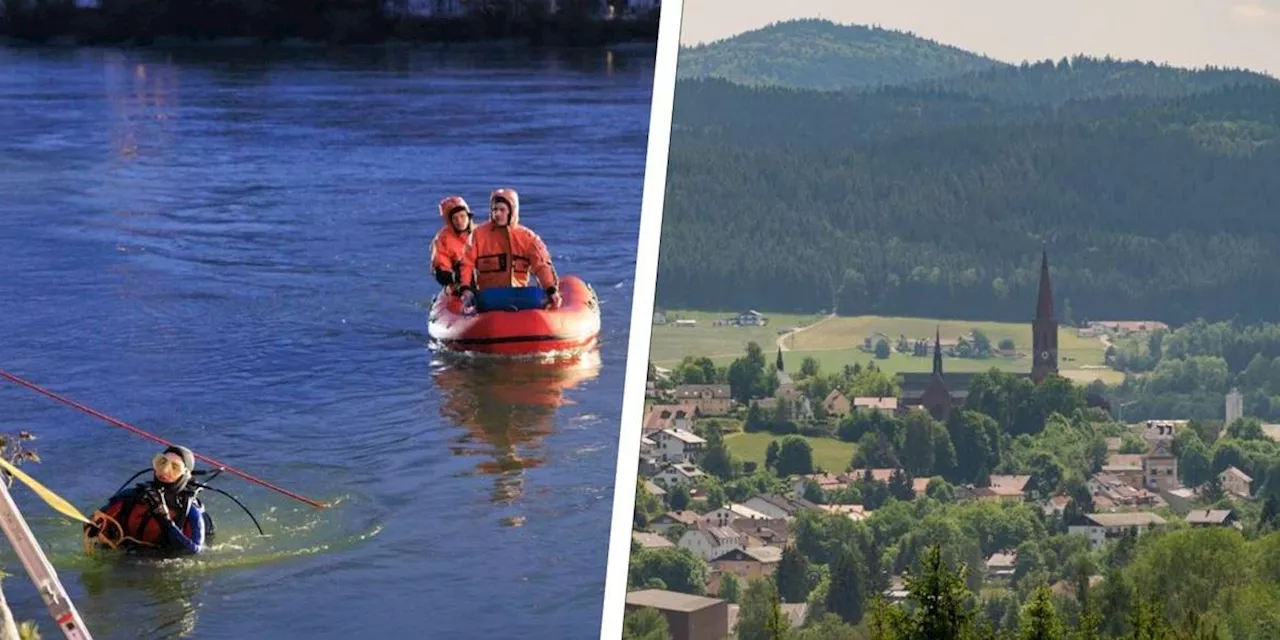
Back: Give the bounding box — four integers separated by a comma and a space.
1040, 350, 1051, 361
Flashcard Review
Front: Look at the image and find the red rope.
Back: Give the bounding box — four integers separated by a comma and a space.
1, 369, 328, 510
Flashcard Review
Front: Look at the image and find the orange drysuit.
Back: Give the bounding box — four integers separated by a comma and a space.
431, 195, 474, 288
459, 189, 558, 292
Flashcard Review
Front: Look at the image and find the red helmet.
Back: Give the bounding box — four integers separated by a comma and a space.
439, 195, 471, 219
490, 188, 520, 225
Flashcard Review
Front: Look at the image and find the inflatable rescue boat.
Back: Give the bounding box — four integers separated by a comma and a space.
427, 275, 601, 356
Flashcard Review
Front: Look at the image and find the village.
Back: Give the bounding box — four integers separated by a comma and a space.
625, 252, 1268, 639
628, 376, 1265, 639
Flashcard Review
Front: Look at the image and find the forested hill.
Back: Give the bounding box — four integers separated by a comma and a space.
655, 79, 1280, 324
675, 19, 1003, 91
909, 56, 1279, 105
670, 58, 1280, 151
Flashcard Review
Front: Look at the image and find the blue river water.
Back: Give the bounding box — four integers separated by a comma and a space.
0, 44, 654, 639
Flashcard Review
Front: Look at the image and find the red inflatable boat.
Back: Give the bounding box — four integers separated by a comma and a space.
427, 275, 601, 356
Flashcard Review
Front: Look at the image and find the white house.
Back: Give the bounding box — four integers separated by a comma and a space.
649, 510, 700, 537
653, 462, 706, 488
1068, 512, 1166, 550
700, 503, 770, 527
741, 494, 817, 521
652, 428, 707, 463
677, 525, 745, 562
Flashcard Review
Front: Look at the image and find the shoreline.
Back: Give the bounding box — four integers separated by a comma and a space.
0, 9, 661, 52
0, 35, 660, 53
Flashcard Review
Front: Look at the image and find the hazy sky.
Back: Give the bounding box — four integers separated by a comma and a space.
678, 0, 1280, 77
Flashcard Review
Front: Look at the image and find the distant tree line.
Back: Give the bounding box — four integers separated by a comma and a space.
0, 0, 658, 46
655, 62, 1280, 324
1107, 318, 1280, 422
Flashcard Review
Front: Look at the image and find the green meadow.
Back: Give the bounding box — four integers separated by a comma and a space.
652, 311, 1122, 385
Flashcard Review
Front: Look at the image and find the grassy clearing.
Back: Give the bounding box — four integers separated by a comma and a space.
649, 310, 823, 366
793, 315, 1105, 365
724, 430, 856, 474
653, 311, 1122, 384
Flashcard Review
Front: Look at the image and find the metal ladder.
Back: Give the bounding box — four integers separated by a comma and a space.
0, 479, 92, 640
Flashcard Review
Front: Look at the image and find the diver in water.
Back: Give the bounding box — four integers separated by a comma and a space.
84, 445, 212, 556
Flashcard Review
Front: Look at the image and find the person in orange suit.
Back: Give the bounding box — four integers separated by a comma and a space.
430, 195, 474, 294
458, 188, 562, 310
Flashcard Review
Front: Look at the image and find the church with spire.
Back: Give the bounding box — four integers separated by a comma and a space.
898, 246, 1059, 422
1030, 245, 1059, 384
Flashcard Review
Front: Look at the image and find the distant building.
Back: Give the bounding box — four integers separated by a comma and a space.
823, 390, 852, 416
1086, 320, 1171, 337
632, 531, 675, 550
1142, 438, 1179, 493
1161, 488, 1198, 514
741, 494, 818, 521
653, 462, 706, 488
700, 504, 771, 527
853, 396, 897, 416
1101, 453, 1145, 486
711, 546, 783, 583
678, 526, 745, 562
1068, 512, 1166, 549
625, 590, 729, 640
735, 310, 767, 326
651, 428, 707, 464
643, 404, 699, 435
1226, 388, 1244, 426
673, 384, 732, 415
1185, 509, 1240, 529
649, 510, 700, 537
1219, 466, 1253, 499
986, 551, 1017, 581
1140, 420, 1184, 440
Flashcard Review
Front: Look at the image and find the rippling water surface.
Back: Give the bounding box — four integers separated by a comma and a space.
0, 45, 654, 639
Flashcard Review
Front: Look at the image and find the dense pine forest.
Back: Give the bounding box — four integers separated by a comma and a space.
656, 44, 1280, 324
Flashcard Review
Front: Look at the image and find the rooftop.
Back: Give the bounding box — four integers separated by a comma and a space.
1084, 512, 1166, 527
633, 531, 675, 549
626, 589, 724, 613
1186, 509, 1234, 525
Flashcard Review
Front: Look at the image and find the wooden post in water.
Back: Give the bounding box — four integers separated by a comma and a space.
0, 480, 92, 640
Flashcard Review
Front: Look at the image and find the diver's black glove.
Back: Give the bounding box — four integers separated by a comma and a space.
146, 490, 171, 521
